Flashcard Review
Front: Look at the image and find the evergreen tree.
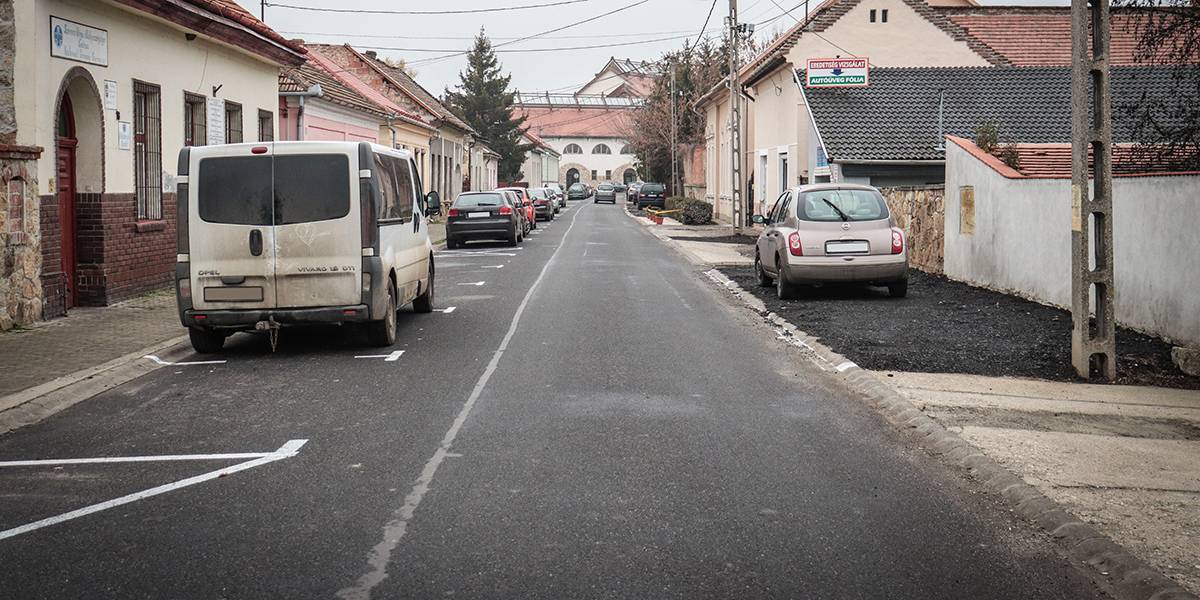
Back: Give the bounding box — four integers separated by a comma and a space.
444, 29, 535, 182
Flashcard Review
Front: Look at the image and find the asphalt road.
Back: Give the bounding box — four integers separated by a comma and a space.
0, 200, 1106, 599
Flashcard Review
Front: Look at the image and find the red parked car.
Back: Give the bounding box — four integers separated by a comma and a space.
497, 187, 537, 230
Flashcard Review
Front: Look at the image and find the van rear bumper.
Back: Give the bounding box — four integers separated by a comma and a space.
182, 305, 372, 329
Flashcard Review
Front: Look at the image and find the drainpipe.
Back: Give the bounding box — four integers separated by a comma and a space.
279, 83, 323, 140
386, 112, 398, 148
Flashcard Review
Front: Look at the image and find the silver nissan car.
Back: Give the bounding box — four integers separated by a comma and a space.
752, 184, 908, 299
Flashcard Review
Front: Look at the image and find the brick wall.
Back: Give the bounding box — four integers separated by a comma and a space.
76, 191, 176, 305
880, 185, 945, 274
38, 193, 65, 318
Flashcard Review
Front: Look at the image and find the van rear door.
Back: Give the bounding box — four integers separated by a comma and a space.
190, 144, 361, 312
271, 150, 361, 309
192, 149, 278, 310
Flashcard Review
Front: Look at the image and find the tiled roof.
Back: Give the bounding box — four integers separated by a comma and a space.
514, 106, 633, 139
939, 7, 1165, 66
804, 65, 1197, 162
113, 0, 306, 65
280, 61, 385, 118
352, 49, 476, 134
302, 50, 434, 132
948, 136, 1200, 178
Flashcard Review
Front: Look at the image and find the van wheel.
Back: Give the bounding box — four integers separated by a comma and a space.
413, 260, 435, 313
366, 283, 397, 346
189, 327, 225, 354
446, 238, 458, 249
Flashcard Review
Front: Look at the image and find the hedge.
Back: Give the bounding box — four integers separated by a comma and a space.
663, 197, 714, 225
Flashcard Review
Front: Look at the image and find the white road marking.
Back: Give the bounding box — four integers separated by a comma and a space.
0, 439, 308, 542
143, 355, 226, 366
355, 351, 405, 361
434, 306, 457, 314
482, 265, 505, 269
336, 193, 586, 600
437, 250, 516, 257
457, 282, 486, 286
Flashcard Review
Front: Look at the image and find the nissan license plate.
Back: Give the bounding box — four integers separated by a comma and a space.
825, 240, 869, 254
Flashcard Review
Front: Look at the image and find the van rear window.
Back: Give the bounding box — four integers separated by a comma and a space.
198, 154, 350, 225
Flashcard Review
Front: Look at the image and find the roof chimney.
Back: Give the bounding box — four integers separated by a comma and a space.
365, 50, 377, 60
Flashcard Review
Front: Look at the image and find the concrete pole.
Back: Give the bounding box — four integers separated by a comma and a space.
1070, 0, 1116, 380
729, 0, 743, 233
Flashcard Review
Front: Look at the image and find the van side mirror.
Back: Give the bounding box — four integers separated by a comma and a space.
425, 191, 441, 216
751, 214, 765, 224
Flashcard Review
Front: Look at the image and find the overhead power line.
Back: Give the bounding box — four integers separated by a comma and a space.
264, 0, 594, 16
341, 35, 695, 56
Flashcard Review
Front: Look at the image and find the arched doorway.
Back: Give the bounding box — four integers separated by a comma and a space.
566, 168, 580, 186
623, 169, 636, 184
56, 95, 78, 308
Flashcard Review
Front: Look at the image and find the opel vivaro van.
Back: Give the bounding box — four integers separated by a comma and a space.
175, 141, 440, 353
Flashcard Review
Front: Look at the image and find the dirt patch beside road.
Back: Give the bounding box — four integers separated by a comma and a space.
725, 267, 1200, 390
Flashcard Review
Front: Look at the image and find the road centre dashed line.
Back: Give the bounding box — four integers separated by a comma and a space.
0, 439, 308, 542
335, 191, 585, 600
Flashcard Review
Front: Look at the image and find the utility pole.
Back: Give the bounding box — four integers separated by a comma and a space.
728, 1, 744, 233
1070, 0, 1116, 380
671, 62, 678, 197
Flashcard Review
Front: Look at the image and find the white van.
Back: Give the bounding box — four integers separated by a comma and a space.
175, 141, 440, 353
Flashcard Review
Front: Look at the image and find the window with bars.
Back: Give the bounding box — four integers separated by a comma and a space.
134, 81, 163, 221
258, 109, 274, 142
225, 102, 243, 144
184, 92, 206, 146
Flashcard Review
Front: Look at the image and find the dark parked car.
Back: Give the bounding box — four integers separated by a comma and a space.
446, 191, 522, 248
636, 183, 666, 209
528, 187, 556, 221
594, 183, 617, 204
613, 182, 626, 193
567, 182, 590, 200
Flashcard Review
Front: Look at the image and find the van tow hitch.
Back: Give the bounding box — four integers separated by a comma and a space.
255, 316, 281, 352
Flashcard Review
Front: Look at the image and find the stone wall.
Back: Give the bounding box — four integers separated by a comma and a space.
1, 146, 43, 330
880, 185, 945, 274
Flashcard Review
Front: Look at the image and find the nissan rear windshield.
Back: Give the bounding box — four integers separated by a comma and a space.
198, 154, 351, 225
798, 190, 889, 222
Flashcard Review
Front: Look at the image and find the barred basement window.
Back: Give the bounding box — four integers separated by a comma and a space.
134, 81, 163, 221
225, 101, 243, 144
258, 109, 274, 142
184, 92, 206, 146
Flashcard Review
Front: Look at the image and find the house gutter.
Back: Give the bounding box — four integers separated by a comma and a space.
279, 83, 323, 140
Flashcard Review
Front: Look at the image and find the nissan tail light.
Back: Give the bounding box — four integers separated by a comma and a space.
891, 228, 904, 254
789, 232, 803, 256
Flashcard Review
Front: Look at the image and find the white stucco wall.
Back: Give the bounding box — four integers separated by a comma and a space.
945, 142, 1200, 346
17, 1, 285, 195
549, 135, 635, 185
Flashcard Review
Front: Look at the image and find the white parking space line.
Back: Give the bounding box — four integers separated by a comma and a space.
0, 439, 308, 541
457, 282, 486, 286
482, 265, 505, 269
433, 307, 457, 314
355, 351, 405, 362
143, 355, 226, 366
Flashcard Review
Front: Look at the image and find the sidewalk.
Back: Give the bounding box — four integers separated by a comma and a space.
632, 208, 1200, 598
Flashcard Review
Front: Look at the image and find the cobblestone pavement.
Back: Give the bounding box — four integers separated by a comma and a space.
0, 289, 184, 398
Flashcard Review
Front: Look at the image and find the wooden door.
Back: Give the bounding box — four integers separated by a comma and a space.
57, 140, 77, 308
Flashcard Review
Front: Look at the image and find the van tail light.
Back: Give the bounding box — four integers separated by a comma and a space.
448, 208, 459, 217
788, 232, 803, 256
891, 228, 905, 254
499, 206, 513, 215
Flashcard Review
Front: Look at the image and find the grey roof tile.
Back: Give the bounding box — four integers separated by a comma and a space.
805, 65, 1197, 162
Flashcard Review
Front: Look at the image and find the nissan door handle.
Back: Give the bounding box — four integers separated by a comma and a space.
249, 229, 263, 256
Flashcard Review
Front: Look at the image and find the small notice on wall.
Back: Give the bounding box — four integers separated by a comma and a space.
207, 97, 225, 145
51, 17, 108, 67
118, 122, 131, 150
104, 81, 117, 110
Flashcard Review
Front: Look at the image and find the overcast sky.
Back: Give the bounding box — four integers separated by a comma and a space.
233, 0, 1070, 98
